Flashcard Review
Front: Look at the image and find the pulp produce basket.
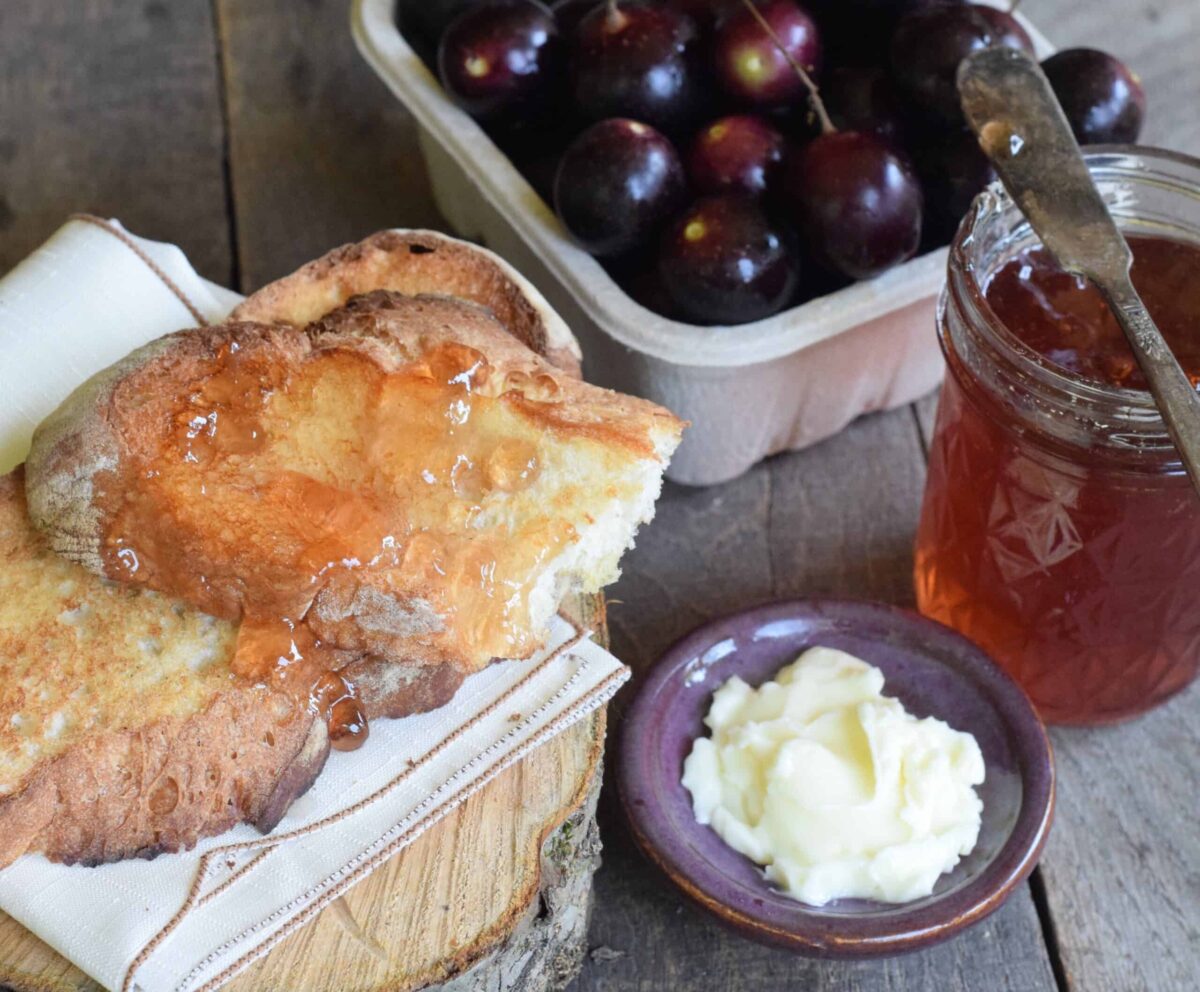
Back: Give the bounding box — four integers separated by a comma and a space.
352, 0, 1051, 485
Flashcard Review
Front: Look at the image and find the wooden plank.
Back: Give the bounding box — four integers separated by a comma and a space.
577, 410, 1060, 992
210, 3, 608, 988
213, 0, 444, 291
1041, 685, 1200, 991
0, 0, 231, 283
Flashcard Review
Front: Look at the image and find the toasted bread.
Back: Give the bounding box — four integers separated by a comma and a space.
0, 467, 328, 867
27, 288, 680, 674
11, 231, 682, 865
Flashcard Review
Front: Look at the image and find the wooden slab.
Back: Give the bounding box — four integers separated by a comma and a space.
212, 0, 443, 291
0, 0, 231, 283
0, 593, 608, 992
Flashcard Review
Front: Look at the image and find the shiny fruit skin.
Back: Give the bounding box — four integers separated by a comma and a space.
779, 131, 923, 279
888, 3, 1030, 127
554, 118, 687, 257
658, 193, 800, 324
570, 1, 702, 134
438, 0, 562, 122
913, 128, 995, 247
713, 0, 822, 108
686, 115, 785, 196
1042, 48, 1146, 145
824, 66, 908, 145
972, 5, 1034, 55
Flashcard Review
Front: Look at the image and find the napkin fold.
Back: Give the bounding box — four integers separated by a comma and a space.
0, 217, 629, 992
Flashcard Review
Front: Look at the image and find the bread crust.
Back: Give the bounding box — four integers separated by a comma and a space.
26, 291, 681, 672
10, 232, 683, 868
230, 229, 583, 375
0, 689, 328, 868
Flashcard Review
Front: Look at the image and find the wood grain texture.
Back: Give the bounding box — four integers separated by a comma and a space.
0, 0, 231, 283
1041, 682, 1200, 992
576, 411, 1059, 992
213, 0, 443, 291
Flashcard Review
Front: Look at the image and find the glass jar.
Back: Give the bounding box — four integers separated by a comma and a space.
914, 148, 1200, 725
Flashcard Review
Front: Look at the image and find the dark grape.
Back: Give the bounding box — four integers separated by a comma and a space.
778, 130, 923, 279
889, 3, 1032, 127
438, 0, 562, 123
712, 0, 822, 108
686, 115, 785, 196
1043, 48, 1146, 145
554, 118, 687, 257
570, 1, 703, 133
658, 193, 800, 324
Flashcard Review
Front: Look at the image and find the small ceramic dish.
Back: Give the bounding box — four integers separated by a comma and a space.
617, 599, 1055, 958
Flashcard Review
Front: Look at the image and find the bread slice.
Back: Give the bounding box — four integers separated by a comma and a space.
13, 231, 682, 866
0, 467, 328, 867
27, 287, 680, 670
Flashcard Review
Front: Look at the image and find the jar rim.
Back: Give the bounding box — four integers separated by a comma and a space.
949, 145, 1200, 440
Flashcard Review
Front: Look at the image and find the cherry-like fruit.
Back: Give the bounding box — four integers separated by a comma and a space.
658, 194, 800, 325
889, 3, 1032, 127
1042, 48, 1146, 146
824, 66, 907, 145
779, 131, 923, 279
973, 5, 1034, 55
686, 115, 785, 196
570, 1, 702, 133
554, 118, 687, 257
438, 0, 562, 123
913, 128, 995, 247
712, 0, 822, 108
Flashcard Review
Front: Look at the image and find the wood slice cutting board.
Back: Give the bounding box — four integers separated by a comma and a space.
0, 593, 609, 992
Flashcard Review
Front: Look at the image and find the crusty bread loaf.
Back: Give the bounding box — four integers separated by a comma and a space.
4, 229, 686, 863
0, 468, 328, 867
26, 288, 682, 678
6, 231, 682, 866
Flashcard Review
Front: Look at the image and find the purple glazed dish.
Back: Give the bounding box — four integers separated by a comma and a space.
617, 599, 1055, 958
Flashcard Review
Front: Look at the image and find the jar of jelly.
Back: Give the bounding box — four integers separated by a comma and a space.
915, 148, 1200, 725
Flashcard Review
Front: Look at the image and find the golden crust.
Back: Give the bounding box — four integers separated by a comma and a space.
10, 234, 683, 867
0, 467, 480, 868
231, 229, 583, 375
0, 469, 327, 867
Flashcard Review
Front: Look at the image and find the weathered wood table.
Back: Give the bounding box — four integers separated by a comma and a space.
2, 1, 1197, 989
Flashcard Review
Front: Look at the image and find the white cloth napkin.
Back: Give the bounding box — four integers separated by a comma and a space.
0, 217, 629, 992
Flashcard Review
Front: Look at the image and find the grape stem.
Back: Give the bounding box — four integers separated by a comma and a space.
605, 0, 628, 31
737, 0, 835, 135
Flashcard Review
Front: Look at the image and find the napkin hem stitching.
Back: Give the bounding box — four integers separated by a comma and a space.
68, 215, 210, 327
186, 663, 628, 992
124, 619, 590, 992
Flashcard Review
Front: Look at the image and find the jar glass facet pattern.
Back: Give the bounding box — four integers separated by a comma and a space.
915, 149, 1200, 725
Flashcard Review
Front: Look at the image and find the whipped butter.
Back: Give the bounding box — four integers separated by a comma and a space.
682, 647, 985, 906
